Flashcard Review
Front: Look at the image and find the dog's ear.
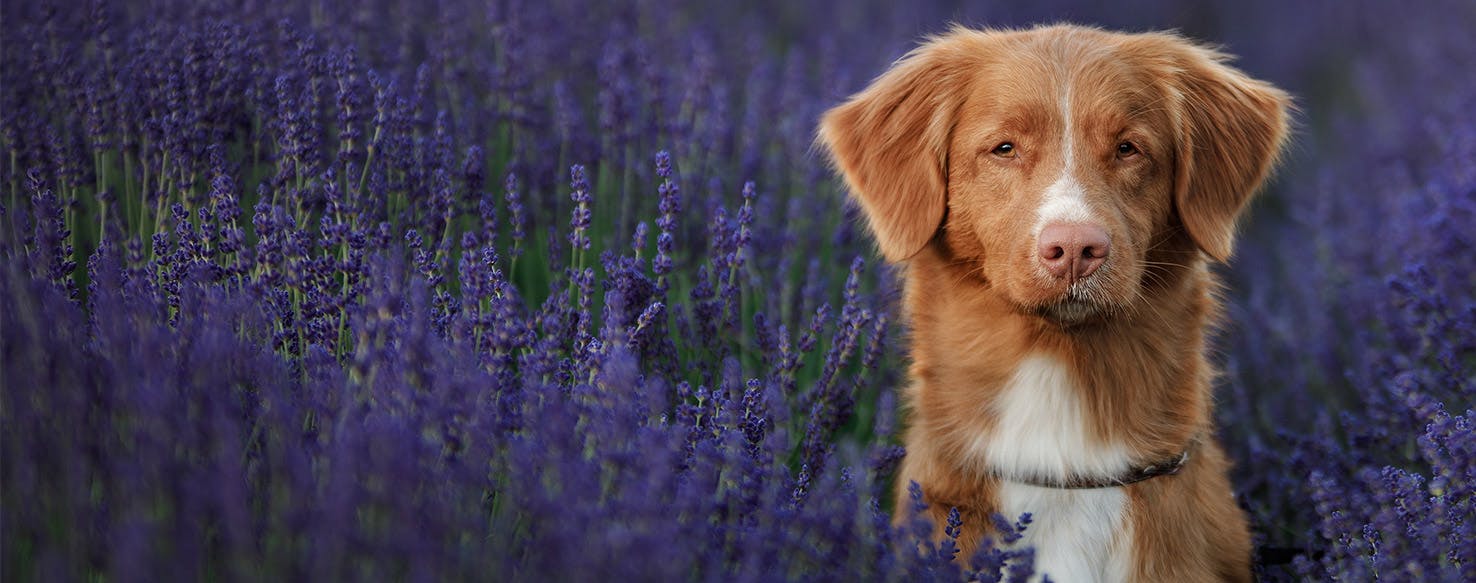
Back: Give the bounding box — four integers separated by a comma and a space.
818, 33, 977, 262
1165, 40, 1292, 262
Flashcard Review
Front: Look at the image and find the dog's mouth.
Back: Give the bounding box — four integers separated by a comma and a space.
1030, 286, 1114, 326
1037, 299, 1101, 325
998, 256, 1134, 326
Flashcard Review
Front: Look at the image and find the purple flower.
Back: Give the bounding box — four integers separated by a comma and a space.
503, 171, 526, 262
653, 150, 680, 288
567, 164, 592, 255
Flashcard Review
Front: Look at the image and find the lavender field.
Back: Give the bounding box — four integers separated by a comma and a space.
2, 0, 1473, 580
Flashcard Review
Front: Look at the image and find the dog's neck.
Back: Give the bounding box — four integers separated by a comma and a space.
903, 240, 1215, 480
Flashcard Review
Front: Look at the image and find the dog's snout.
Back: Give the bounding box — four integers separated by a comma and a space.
1038, 223, 1111, 282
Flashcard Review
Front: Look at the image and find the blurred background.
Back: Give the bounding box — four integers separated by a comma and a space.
3, 0, 1472, 580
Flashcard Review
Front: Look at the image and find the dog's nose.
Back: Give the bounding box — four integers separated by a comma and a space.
1038, 223, 1111, 282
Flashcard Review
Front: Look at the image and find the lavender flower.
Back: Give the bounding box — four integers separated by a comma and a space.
503, 171, 525, 264
567, 164, 592, 257
653, 150, 679, 290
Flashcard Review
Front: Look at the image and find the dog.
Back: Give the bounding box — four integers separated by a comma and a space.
818, 24, 1290, 582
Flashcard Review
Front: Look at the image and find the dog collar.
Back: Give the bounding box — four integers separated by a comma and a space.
997, 440, 1196, 490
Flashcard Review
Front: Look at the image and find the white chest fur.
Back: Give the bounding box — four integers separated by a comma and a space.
973, 354, 1136, 582
997, 482, 1133, 583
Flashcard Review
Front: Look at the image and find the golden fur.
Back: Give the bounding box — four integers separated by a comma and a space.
818, 24, 1290, 581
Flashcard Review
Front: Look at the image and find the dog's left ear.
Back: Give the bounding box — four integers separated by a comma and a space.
1166, 40, 1292, 262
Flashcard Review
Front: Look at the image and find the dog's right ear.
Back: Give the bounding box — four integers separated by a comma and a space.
818, 32, 977, 262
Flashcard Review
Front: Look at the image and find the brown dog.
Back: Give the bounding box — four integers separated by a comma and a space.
818, 25, 1290, 581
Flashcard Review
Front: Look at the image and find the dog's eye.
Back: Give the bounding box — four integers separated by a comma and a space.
992, 142, 1017, 158
1116, 141, 1140, 158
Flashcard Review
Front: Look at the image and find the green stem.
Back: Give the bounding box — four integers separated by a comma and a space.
94, 149, 105, 201
293, 287, 306, 373
152, 150, 172, 250
357, 126, 380, 197
122, 153, 135, 231
9, 149, 19, 224
99, 196, 109, 247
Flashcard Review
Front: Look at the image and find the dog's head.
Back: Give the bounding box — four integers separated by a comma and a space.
819, 25, 1291, 325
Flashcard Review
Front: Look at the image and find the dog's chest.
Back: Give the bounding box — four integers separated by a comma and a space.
997, 482, 1133, 583
976, 354, 1136, 582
